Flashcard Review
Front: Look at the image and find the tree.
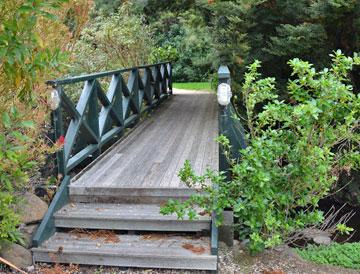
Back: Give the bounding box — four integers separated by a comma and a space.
211, 0, 360, 91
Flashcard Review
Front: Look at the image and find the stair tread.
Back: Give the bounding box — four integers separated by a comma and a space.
69, 186, 199, 196
55, 203, 210, 221
34, 232, 212, 256
32, 232, 217, 270
69, 187, 200, 204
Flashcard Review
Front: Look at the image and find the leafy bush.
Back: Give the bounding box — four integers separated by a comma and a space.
296, 243, 360, 269
0, 192, 21, 245
161, 51, 360, 253
150, 45, 179, 64
0, 109, 35, 245
0, 0, 66, 101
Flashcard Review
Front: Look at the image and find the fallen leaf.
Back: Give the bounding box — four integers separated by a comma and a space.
182, 243, 206, 254
57, 246, 63, 254
141, 234, 169, 241
263, 270, 287, 274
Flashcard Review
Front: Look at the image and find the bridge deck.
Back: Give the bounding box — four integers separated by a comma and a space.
71, 89, 218, 189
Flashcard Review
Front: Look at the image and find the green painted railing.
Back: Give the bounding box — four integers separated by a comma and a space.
33, 62, 172, 247
49, 62, 172, 177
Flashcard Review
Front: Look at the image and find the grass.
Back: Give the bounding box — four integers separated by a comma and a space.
173, 82, 211, 91
296, 243, 360, 269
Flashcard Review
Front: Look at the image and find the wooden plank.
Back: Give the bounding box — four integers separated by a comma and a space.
54, 203, 210, 232
72, 99, 175, 188
70, 89, 218, 190
33, 232, 217, 270
69, 187, 200, 204
158, 95, 205, 188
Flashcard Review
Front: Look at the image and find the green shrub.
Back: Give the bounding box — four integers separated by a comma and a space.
297, 243, 360, 269
0, 192, 21, 246
150, 45, 179, 64
0, 109, 35, 246
0, 0, 69, 101
161, 51, 360, 253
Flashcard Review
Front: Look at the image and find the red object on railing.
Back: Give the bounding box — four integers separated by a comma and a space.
56, 135, 65, 146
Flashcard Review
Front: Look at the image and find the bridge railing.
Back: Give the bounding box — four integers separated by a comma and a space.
33, 62, 172, 247
48, 62, 172, 177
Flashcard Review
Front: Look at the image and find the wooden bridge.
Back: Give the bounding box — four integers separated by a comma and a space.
32, 62, 234, 272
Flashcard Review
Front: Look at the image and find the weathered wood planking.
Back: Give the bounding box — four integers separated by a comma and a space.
33, 232, 217, 270
71, 89, 218, 189
54, 203, 211, 231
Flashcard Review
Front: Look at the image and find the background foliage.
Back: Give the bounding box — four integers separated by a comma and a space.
72, 3, 153, 73
93, 0, 360, 92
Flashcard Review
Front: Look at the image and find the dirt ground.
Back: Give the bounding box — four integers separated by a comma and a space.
6, 242, 357, 274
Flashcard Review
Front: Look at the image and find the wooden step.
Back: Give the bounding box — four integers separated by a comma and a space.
69, 186, 200, 204
54, 203, 211, 232
32, 232, 217, 271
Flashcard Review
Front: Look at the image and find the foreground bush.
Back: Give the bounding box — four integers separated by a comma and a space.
161, 51, 360, 253
297, 243, 360, 269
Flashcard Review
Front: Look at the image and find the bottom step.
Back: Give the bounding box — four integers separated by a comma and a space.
32, 232, 217, 271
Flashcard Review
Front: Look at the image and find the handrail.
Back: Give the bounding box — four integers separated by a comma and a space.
46, 62, 170, 86
50, 62, 172, 177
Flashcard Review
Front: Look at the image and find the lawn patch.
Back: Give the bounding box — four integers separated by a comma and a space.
173, 82, 211, 91
296, 243, 360, 269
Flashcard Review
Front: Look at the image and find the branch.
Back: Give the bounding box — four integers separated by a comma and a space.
0, 256, 28, 274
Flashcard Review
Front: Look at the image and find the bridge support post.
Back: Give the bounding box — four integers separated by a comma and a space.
218, 66, 231, 180
216, 65, 234, 248
52, 85, 65, 178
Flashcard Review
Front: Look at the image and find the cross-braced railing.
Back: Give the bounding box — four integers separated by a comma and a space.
48, 62, 172, 177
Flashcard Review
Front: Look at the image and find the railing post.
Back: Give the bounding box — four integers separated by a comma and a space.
210, 65, 232, 259
168, 62, 173, 95
213, 65, 237, 254
218, 65, 231, 179
52, 85, 66, 178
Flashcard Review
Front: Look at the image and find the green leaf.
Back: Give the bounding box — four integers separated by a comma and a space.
2, 112, 11, 128
20, 120, 35, 128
